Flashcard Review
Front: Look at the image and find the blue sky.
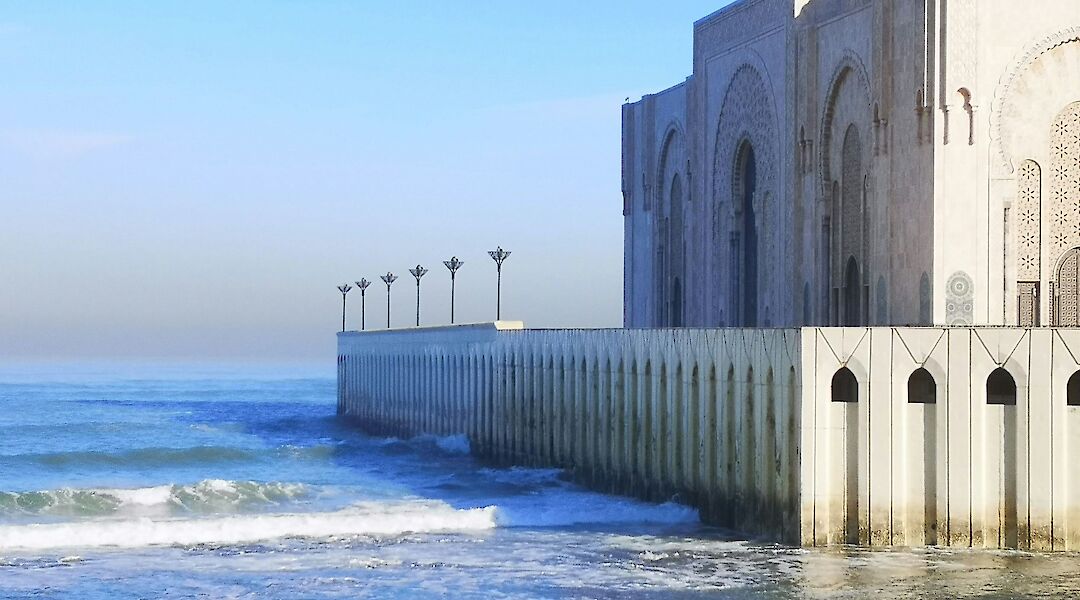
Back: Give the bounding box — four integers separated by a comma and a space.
0, 1, 731, 362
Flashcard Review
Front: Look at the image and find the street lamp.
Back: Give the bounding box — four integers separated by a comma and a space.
380, 273, 398, 328
336, 283, 352, 332
354, 278, 372, 331
487, 246, 511, 320
443, 256, 464, 324
408, 265, 428, 327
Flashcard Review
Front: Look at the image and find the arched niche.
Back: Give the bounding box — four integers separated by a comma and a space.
831, 367, 858, 404
908, 368, 937, 404
987, 368, 1018, 406
1067, 371, 1080, 407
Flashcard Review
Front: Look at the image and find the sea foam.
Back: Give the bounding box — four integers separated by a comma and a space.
0, 500, 497, 550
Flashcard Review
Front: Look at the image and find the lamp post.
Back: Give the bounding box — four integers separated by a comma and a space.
408, 265, 428, 327
354, 278, 372, 331
336, 284, 352, 332
380, 273, 397, 328
487, 246, 511, 320
443, 256, 464, 324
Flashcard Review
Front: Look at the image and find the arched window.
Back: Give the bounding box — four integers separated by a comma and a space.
908, 368, 936, 404
831, 367, 858, 403
987, 368, 1017, 406
1068, 371, 1080, 407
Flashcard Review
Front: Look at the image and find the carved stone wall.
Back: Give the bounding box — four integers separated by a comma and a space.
1048, 103, 1080, 264
992, 30, 1080, 174
655, 127, 686, 327
1057, 249, 1080, 326
712, 65, 779, 326
1016, 160, 1042, 326
1016, 160, 1043, 281
1049, 102, 1080, 326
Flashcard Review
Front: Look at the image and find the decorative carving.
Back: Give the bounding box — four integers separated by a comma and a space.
1018, 281, 1040, 327
656, 124, 685, 213
819, 50, 873, 198
945, 271, 974, 326
820, 51, 873, 318
1048, 103, 1080, 260
712, 64, 779, 323
1057, 248, 1080, 326
693, 0, 786, 57
950, 0, 977, 85
840, 125, 864, 269
992, 27, 1080, 172
1015, 159, 1042, 281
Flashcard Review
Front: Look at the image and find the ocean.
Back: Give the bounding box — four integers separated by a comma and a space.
0, 363, 1076, 599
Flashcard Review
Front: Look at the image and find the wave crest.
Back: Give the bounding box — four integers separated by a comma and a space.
0, 501, 497, 550
0, 480, 310, 518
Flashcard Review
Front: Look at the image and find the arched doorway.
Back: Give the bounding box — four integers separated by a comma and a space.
1055, 247, 1080, 326
838, 125, 866, 327
735, 142, 758, 327
844, 257, 861, 326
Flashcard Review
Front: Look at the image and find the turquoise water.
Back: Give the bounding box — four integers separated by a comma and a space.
0, 364, 1077, 599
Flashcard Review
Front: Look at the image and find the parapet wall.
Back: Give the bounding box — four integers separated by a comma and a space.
338, 324, 1080, 550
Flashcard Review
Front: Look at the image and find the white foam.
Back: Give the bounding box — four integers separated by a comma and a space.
0, 500, 497, 551
106, 485, 174, 506
433, 434, 470, 455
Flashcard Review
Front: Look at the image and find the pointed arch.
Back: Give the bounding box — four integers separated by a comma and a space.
832, 367, 858, 404
987, 368, 1017, 406
734, 140, 759, 326
908, 368, 937, 404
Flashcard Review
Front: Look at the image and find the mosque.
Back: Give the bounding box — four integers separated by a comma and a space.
341, 0, 1080, 550
622, 0, 1080, 331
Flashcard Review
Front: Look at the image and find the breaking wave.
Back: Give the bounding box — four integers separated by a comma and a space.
0, 500, 497, 550
0, 480, 310, 517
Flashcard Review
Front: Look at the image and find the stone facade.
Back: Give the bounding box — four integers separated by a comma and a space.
623, 0, 1080, 329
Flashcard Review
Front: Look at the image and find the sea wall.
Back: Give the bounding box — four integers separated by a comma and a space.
339, 323, 1080, 550
338, 323, 803, 542
801, 327, 1080, 551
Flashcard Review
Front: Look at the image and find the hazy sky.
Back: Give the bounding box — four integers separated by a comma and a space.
1, 1, 731, 363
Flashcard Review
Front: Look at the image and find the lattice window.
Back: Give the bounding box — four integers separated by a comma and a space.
1049, 103, 1080, 258
1016, 160, 1042, 281
1018, 281, 1040, 327
1049, 102, 1080, 325
1058, 248, 1080, 326
841, 125, 863, 263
